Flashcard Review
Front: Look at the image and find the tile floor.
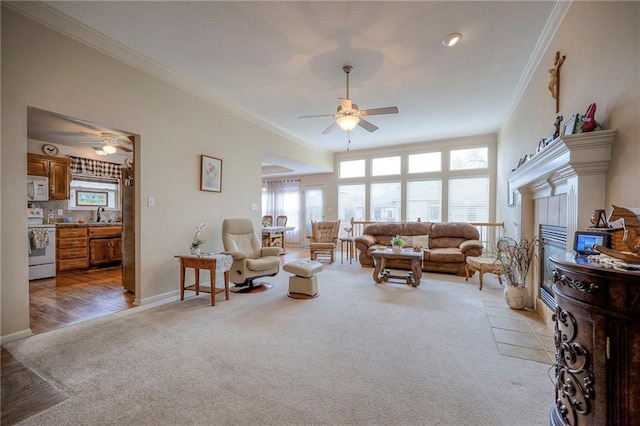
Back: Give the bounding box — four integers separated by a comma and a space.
483, 300, 556, 365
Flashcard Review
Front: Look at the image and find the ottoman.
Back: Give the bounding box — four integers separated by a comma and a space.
283, 260, 323, 299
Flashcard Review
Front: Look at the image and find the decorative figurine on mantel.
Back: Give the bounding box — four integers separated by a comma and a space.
548, 51, 566, 113
553, 115, 563, 139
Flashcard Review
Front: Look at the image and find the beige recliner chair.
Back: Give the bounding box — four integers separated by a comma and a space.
221, 218, 282, 292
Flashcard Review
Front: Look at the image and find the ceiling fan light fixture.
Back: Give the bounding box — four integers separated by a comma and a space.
94, 149, 108, 156
442, 33, 462, 47
337, 115, 360, 133
102, 144, 117, 154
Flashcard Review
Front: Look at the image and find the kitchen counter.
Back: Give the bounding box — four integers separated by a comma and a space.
56, 222, 122, 227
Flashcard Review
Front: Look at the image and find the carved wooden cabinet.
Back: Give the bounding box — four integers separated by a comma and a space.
27, 153, 71, 200
550, 254, 640, 426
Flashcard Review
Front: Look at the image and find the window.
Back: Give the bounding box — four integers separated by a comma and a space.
406, 180, 442, 222
69, 177, 120, 210
371, 156, 400, 176
336, 143, 493, 223
338, 184, 366, 222
340, 159, 365, 178
370, 182, 401, 222
450, 147, 488, 170
448, 176, 489, 222
408, 152, 441, 173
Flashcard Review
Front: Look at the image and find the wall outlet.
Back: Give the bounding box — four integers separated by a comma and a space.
57, 209, 63, 216
251, 203, 258, 211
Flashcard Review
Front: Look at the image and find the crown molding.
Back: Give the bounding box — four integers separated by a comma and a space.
499, 0, 573, 132
3, 1, 332, 158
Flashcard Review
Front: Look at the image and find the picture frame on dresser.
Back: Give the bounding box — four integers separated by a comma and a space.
508, 184, 516, 207
563, 115, 577, 135
200, 154, 222, 192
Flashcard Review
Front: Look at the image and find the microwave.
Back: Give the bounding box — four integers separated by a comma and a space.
27, 175, 49, 201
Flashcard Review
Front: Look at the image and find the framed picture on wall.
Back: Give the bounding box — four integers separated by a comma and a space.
200, 155, 222, 192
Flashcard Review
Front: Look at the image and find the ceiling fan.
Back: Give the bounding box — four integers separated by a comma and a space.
79, 131, 133, 154
299, 65, 399, 135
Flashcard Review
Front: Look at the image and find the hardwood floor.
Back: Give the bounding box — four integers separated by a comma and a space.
2, 268, 134, 425
1, 347, 67, 426
29, 267, 135, 335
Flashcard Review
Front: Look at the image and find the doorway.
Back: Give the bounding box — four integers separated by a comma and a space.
26, 107, 137, 334
302, 185, 325, 244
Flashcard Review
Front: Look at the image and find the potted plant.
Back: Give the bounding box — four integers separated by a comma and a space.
391, 235, 405, 252
190, 222, 208, 255
494, 236, 542, 309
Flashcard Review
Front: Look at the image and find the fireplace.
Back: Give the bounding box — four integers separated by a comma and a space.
539, 225, 566, 309
507, 129, 615, 318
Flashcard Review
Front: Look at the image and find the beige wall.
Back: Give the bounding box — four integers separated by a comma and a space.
497, 1, 640, 237
1, 8, 332, 341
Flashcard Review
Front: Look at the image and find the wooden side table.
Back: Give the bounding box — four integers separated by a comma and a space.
464, 256, 502, 290
339, 237, 356, 264
175, 254, 232, 306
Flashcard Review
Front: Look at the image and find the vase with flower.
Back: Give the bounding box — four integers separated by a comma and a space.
391, 235, 405, 253
344, 226, 353, 237
494, 235, 542, 309
190, 222, 208, 255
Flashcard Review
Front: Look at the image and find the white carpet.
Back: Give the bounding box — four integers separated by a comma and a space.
6, 262, 553, 425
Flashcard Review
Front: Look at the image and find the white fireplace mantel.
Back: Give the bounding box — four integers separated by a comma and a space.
508, 129, 616, 249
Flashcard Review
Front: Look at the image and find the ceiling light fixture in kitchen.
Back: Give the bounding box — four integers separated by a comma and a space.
102, 144, 117, 154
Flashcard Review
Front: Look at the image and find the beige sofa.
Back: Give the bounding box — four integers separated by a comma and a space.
355, 222, 483, 276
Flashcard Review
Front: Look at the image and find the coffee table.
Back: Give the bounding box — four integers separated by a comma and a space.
371, 248, 423, 287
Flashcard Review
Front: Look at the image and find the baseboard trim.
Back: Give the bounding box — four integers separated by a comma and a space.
137, 289, 180, 307
1, 328, 34, 344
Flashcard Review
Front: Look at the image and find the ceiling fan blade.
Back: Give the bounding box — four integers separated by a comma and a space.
321, 122, 339, 135
299, 113, 336, 119
360, 106, 399, 116
357, 118, 378, 133
116, 145, 132, 152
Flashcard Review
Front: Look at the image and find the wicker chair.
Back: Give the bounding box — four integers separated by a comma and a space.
309, 220, 340, 263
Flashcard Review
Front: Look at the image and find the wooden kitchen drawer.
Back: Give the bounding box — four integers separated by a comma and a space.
58, 247, 88, 260
58, 227, 88, 238
88, 226, 122, 238
58, 257, 89, 271
57, 237, 88, 249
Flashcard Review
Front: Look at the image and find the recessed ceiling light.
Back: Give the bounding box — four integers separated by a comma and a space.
442, 33, 462, 47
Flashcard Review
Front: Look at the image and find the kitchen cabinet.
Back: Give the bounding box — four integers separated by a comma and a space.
89, 226, 122, 266
57, 227, 89, 272
550, 254, 640, 425
27, 153, 71, 200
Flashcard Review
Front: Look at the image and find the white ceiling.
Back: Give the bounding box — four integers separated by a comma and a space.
15, 1, 564, 175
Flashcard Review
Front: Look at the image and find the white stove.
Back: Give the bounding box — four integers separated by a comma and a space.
28, 208, 56, 280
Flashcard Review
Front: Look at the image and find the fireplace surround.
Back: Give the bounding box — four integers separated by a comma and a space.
507, 129, 616, 321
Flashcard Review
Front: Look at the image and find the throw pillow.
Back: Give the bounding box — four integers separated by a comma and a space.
399, 236, 413, 247
413, 234, 429, 249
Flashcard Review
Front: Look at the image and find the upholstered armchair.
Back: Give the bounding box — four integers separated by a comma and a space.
309, 220, 340, 263
221, 218, 282, 291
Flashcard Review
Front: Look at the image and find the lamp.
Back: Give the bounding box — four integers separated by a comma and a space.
337, 115, 360, 133
102, 144, 117, 154
442, 33, 462, 47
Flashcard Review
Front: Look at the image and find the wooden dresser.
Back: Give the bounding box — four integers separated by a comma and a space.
550, 254, 640, 425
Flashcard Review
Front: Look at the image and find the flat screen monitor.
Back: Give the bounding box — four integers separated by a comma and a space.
573, 231, 611, 256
